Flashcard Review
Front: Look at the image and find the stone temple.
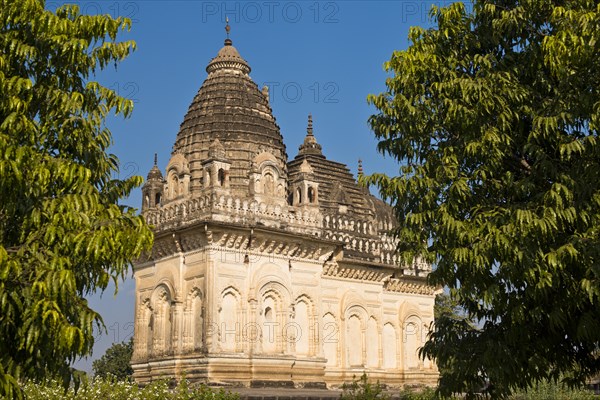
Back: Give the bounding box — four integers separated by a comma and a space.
132, 34, 438, 388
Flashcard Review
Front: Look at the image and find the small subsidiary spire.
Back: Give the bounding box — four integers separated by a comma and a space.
358, 159, 363, 177
298, 113, 322, 156
146, 152, 163, 181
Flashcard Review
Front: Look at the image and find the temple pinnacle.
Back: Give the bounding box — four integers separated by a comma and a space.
358, 159, 363, 176
298, 114, 322, 156
154, 153, 157, 166
225, 17, 231, 44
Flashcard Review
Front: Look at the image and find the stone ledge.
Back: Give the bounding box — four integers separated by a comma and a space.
250, 380, 295, 389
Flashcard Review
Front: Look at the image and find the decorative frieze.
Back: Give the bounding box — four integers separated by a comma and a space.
384, 278, 436, 295
148, 227, 335, 263
321, 260, 435, 295
322, 261, 387, 282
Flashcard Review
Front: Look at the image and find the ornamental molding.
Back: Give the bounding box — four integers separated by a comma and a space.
322, 261, 388, 282
139, 226, 335, 263
321, 261, 435, 295
383, 278, 436, 295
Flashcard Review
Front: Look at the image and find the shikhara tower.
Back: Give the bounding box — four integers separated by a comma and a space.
133, 31, 438, 387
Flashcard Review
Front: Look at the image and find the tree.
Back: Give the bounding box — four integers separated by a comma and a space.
433, 292, 463, 322
0, 0, 152, 398
92, 339, 133, 381
365, 0, 600, 398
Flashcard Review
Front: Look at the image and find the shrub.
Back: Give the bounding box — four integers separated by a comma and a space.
22, 376, 240, 400
510, 380, 595, 400
340, 373, 390, 400
397, 386, 439, 400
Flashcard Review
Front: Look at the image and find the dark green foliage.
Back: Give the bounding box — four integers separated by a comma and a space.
365, 0, 600, 398
431, 293, 474, 382
0, 0, 153, 397
92, 339, 133, 381
433, 293, 465, 322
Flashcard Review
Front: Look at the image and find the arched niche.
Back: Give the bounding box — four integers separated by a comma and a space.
184, 287, 204, 352
382, 323, 398, 369
165, 153, 190, 199
218, 168, 225, 186
293, 294, 315, 356
258, 281, 290, 354
219, 286, 241, 352
344, 304, 368, 368
402, 314, 422, 370
150, 285, 173, 356
251, 152, 286, 200
307, 186, 316, 203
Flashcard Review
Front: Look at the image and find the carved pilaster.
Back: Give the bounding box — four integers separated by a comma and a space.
133, 298, 151, 362
172, 301, 183, 355
247, 298, 258, 355
182, 308, 192, 353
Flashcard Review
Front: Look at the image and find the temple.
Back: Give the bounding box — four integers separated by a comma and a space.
132, 30, 438, 388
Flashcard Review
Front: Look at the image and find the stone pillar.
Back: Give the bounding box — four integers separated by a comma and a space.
309, 305, 317, 357
339, 315, 346, 368
205, 257, 216, 353
172, 301, 183, 355
133, 300, 150, 361
152, 306, 163, 355
378, 325, 384, 368
276, 309, 285, 354
182, 307, 191, 353
248, 298, 258, 355
196, 305, 204, 352
362, 325, 367, 367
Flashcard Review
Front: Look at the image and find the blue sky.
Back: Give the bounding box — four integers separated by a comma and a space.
60, 0, 445, 372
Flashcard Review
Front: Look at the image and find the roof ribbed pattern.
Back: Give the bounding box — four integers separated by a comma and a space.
290, 154, 373, 216
172, 39, 287, 196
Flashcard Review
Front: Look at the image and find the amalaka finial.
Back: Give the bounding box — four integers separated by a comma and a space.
154, 153, 158, 166
307, 114, 313, 136
358, 159, 363, 176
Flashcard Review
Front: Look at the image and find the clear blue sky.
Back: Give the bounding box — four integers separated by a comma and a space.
61, 0, 443, 372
